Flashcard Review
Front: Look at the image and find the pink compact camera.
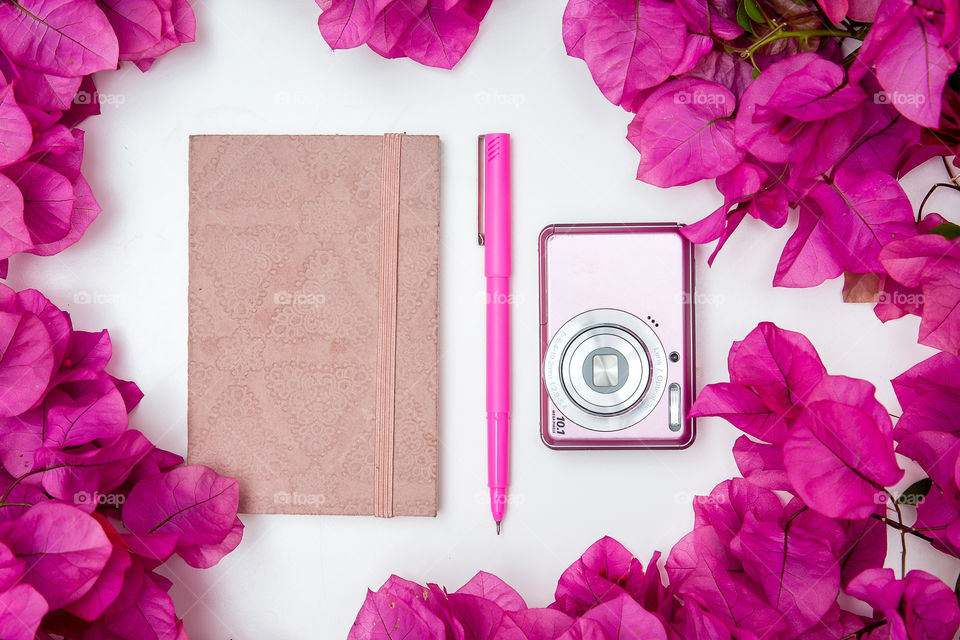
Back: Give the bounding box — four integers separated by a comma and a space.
539, 223, 696, 449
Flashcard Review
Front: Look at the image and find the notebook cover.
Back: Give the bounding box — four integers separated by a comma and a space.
187, 134, 439, 516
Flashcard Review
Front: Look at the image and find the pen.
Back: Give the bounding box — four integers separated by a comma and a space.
478, 133, 511, 534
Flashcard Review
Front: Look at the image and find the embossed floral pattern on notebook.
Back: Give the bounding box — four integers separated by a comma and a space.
188, 135, 439, 516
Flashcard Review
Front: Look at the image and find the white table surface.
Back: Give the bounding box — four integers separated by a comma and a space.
7, 1, 957, 637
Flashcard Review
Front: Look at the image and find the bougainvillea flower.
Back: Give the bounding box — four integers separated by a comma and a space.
0, 85, 32, 169
879, 233, 960, 354
0, 309, 54, 418
852, 0, 957, 127
176, 516, 244, 569
627, 78, 742, 188
687, 51, 754, 100
847, 568, 960, 640
122, 465, 240, 567
0, 0, 119, 78
350, 585, 446, 640
674, 0, 741, 40
690, 322, 827, 442
562, 0, 688, 111
666, 525, 785, 637
783, 375, 902, 519
35, 429, 153, 500
692, 324, 903, 520
502, 608, 574, 639
726, 321, 826, 418
0, 582, 47, 640
692, 478, 783, 544
811, 169, 916, 273
735, 54, 865, 179
775, 169, 915, 288
913, 486, 960, 557
680, 161, 790, 265
101, 0, 197, 71
0, 110, 102, 261
730, 506, 844, 636
0, 502, 111, 609
557, 592, 667, 640
664, 597, 734, 640
685, 480, 848, 637
457, 571, 525, 611
836, 514, 887, 588
893, 351, 960, 407
837, 92, 922, 176
63, 514, 130, 621
552, 536, 663, 617
83, 557, 184, 640
732, 435, 790, 490
318, 0, 491, 70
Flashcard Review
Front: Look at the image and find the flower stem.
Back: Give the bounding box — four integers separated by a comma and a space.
870, 512, 933, 541
943, 156, 957, 182
775, 28, 863, 39
887, 489, 908, 578
918, 182, 960, 222
839, 618, 887, 639
735, 24, 867, 67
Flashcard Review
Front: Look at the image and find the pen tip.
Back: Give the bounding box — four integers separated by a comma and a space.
496, 521, 501, 535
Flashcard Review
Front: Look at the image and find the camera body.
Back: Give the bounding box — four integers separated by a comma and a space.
539, 223, 696, 449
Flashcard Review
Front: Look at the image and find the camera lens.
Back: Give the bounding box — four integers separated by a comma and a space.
563, 327, 649, 415
543, 309, 668, 432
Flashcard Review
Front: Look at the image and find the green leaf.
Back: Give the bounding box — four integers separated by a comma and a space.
736, 1, 755, 35
752, 66, 761, 79
930, 221, 960, 240
897, 477, 933, 505
743, 0, 765, 24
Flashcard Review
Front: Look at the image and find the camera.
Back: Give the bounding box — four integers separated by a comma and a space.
539, 223, 696, 449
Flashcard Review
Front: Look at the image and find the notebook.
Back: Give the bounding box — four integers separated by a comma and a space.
187, 134, 439, 517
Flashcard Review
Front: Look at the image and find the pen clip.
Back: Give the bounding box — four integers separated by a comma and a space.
477, 135, 485, 246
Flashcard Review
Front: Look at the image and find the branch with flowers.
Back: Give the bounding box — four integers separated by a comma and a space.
348, 0, 960, 638
314, 0, 494, 69
0, 2, 242, 639
348, 323, 960, 640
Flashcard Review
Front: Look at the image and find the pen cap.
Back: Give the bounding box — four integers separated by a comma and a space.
482, 134, 511, 277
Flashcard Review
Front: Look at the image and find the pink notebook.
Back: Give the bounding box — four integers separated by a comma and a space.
187, 134, 439, 517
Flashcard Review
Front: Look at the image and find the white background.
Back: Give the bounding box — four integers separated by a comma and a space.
8, 1, 959, 637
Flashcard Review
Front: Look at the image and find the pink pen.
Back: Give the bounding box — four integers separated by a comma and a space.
478, 133, 511, 534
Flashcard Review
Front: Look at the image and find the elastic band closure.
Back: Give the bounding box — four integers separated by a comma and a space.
374, 133, 402, 518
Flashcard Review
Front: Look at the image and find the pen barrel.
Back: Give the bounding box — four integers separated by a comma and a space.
482, 132, 510, 523
483, 134, 510, 278
487, 412, 509, 490
486, 279, 509, 515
